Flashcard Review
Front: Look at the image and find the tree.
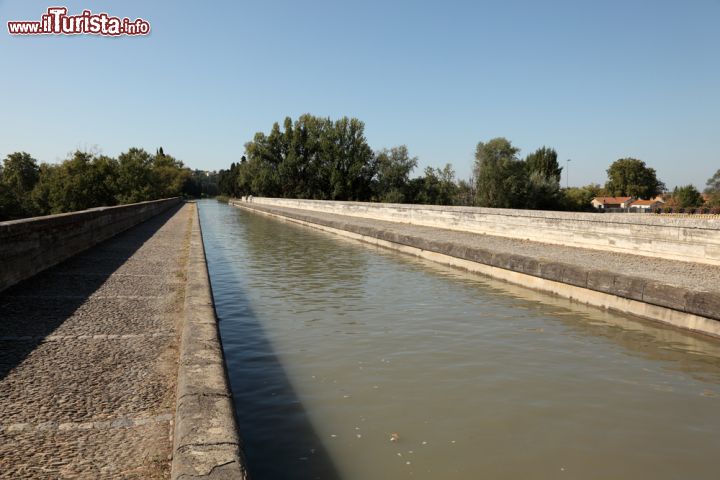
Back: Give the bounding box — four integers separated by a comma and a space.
523, 147, 562, 209
673, 185, 704, 208
560, 183, 604, 211
325, 117, 376, 200
0, 182, 24, 220
1, 152, 40, 217
525, 147, 562, 182
705, 169, 720, 206
240, 115, 377, 201
29, 163, 59, 215
151, 149, 190, 199
43, 151, 119, 213
374, 145, 418, 203
2, 152, 39, 196
409, 164, 458, 205
526, 170, 561, 210
474, 138, 527, 208
116, 148, 154, 203
605, 158, 665, 199
454, 178, 475, 206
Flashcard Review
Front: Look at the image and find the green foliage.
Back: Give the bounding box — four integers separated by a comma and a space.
0, 152, 40, 218
228, 115, 377, 201
408, 164, 458, 205
374, 145, 418, 203
525, 147, 562, 182
0, 148, 191, 221
44, 151, 119, 213
605, 158, 665, 198
0, 182, 24, 220
526, 170, 561, 210
559, 184, 604, 211
152, 150, 191, 199
184, 170, 220, 198
454, 178, 475, 206
2, 152, 39, 196
473, 138, 528, 208
116, 148, 154, 203
705, 169, 720, 206
673, 184, 704, 208
706, 169, 720, 193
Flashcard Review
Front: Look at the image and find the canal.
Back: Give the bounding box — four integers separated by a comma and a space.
198, 199, 720, 480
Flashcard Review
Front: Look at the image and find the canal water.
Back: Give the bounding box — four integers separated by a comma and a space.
198, 200, 720, 480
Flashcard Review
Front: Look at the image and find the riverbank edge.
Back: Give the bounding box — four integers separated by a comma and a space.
171, 203, 248, 479
232, 201, 720, 340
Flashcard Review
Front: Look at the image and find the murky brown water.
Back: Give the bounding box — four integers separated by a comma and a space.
199, 200, 720, 480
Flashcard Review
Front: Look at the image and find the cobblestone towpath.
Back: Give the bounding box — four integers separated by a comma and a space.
0, 203, 193, 478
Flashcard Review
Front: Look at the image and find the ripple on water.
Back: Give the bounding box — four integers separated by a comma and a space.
199, 200, 720, 480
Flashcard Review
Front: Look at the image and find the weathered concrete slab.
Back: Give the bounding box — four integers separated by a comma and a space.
171, 204, 247, 480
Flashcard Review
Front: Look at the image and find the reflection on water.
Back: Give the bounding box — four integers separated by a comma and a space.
199, 200, 720, 480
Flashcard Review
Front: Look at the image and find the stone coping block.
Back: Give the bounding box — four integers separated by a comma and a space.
171, 204, 247, 480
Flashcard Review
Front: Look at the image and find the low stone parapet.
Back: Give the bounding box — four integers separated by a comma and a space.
0, 198, 182, 292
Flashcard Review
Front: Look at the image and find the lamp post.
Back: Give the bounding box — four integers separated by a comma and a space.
566, 159, 572, 188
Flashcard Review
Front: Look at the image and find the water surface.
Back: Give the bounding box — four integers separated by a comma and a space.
199, 199, 720, 480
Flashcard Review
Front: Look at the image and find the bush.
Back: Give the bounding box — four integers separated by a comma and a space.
711, 207, 720, 215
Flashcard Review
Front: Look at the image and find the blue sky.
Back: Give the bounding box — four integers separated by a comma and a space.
1, 0, 718, 189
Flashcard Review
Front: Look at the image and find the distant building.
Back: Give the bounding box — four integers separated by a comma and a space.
627, 199, 664, 210
591, 196, 634, 209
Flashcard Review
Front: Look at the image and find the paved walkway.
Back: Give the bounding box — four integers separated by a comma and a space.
0, 203, 193, 479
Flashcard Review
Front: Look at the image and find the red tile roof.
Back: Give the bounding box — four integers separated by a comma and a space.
592, 196, 633, 204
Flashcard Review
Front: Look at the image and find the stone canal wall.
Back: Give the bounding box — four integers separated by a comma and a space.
241, 197, 720, 266
0, 197, 182, 292
171, 204, 247, 478
232, 200, 720, 339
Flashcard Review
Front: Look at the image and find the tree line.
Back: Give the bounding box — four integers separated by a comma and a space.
0, 148, 204, 221
219, 114, 717, 211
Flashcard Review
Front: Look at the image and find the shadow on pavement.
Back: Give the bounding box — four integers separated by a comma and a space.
0, 204, 182, 381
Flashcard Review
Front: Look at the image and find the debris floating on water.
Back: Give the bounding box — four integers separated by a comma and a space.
390, 432, 400, 442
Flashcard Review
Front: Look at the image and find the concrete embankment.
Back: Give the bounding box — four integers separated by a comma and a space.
232, 200, 720, 339
171, 203, 247, 479
242, 197, 720, 266
0, 197, 182, 292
